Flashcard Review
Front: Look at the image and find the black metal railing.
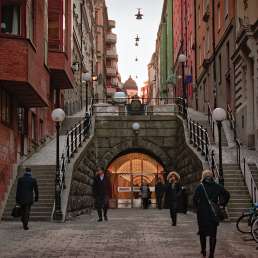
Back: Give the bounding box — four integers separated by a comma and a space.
188, 117, 220, 180
58, 101, 94, 193
207, 103, 215, 140
236, 139, 241, 166
227, 104, 237, 140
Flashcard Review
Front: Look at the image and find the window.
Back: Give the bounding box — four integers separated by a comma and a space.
226, 41, 230, 69
218, 54, 222, 83
198, 5, 201, 27
199, 46, 202, 67
206, 28, 210, 53
217, 3, 221, 31
31, 113, 36, 142
0, 88, 11, 125
224, 0, 229, 19
27, 0, 34, 41
1, 2, 21, 35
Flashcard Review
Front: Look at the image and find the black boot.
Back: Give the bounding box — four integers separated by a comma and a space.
200, 235, 206, 257
209, 237, 216, 258
97, 209, 102, 222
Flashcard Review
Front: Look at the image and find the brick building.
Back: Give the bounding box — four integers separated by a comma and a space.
0, 0, 75, 206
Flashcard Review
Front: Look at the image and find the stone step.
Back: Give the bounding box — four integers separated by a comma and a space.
228, 203, 251, 208
224, 186, 248, 190
5, 207, 52, 213
3, 216, 51, 221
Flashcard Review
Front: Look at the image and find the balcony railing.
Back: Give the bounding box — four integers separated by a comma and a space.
106, 33, 117, 43
106, 67, 117, 76
106, 49, 118, 59
108, 20, 116, 28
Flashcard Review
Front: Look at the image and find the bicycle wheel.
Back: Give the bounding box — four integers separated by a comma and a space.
251, 218, 258, 242
236, 213, 252, 234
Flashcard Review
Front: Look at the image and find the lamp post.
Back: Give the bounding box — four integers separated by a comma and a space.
178, 53, 187, 117
51, 108, 65, 221
212, 107, 227, 185
82, 72, 92, 112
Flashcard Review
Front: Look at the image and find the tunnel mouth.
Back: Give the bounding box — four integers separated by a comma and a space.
107, 151, 165, 208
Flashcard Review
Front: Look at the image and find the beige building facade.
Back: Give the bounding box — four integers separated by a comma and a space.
232, 1, 258, 149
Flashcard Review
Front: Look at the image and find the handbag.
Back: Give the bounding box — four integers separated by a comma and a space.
11, 204, 21, 218
201, 184, 227, 224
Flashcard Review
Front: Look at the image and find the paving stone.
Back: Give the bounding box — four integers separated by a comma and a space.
0, 209, 258, 258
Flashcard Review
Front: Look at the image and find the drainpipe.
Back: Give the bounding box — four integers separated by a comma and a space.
194, 0, 198, 110
80, 0, 85, 110
212, 0, 217, 108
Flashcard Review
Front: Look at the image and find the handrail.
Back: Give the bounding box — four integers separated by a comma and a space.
58, 99, 94, 194
226, 104, 237, 140
188, 117, 220, 181
207, 103, 215, 140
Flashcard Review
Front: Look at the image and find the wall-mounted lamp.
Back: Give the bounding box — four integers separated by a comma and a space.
72, 61, 80, 72
132, 122, 140, 135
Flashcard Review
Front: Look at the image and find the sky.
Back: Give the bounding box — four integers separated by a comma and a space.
105, 0, 163, 88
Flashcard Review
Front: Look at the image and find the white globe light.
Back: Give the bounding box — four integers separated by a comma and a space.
178, 53, 187, 63
132, 122, 140, 131
213, 108, 226, 122
82, 72, 91, 82
51, 108, 65, 122
113, 91, 127, 103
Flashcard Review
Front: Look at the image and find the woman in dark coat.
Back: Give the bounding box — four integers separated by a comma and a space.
165, 171, 182, 226
193, 170, 230, 258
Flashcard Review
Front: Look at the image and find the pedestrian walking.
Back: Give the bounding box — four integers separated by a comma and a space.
93, 167, 111, 222
165, 171, 182, 226
140, 182, 150, 209
155, 177, 164, 209
193, 170, 230, 258
16, 167, 38, 230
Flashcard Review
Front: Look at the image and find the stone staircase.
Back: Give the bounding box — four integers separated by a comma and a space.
2, 165, 55, 221
224, 164, 252, 221
248, 163, 258, 186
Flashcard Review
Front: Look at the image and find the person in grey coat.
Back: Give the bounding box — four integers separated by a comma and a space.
16, 167, 38, 230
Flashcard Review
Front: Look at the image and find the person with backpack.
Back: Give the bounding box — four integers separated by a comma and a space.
193, 170, 230, 258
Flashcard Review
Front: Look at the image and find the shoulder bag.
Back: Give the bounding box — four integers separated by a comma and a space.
201, 183, 227, 223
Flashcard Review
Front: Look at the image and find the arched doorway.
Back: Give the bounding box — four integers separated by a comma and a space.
107, 152, 164, 208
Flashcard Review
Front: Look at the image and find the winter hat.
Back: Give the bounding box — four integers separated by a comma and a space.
167, 171, 180, 182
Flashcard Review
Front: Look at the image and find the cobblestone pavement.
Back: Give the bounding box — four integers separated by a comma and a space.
0, 209, 258, 258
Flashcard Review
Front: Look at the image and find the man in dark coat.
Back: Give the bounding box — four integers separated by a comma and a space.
193, 170, 230, 258
16, 167, 38, 230
165, 171, 182, 226
155, 177, 164, 209
93, 167, 111, 222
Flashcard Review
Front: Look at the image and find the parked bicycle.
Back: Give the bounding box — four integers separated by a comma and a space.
251, 214, 258, 243
236, 204, 258, 234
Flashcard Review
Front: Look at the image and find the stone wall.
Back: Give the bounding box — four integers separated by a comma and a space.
175, 119, 203, 206
66, 138, 96, 218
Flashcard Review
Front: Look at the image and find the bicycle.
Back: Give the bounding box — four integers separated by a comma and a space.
236, 205, 258, 234
251, 216, 258, 243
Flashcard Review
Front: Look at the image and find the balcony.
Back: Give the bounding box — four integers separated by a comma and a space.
106, 49, 118, 60
0, 36, 48, 107
106, 86, 117, 96
202, 5, 210, 22
106, 67, 117, 77
108, 20, 116, 29
106, 33, 117, 44
48, 51, 75, 89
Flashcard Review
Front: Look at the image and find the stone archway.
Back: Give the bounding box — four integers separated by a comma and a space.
107, 152, 165, 208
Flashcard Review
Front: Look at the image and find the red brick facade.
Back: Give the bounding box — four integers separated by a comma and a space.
0, 0, 74, 204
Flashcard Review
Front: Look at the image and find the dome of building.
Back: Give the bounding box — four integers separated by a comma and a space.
124, 76, 138, 90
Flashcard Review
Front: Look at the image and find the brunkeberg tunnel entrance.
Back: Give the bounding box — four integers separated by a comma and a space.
107, 152, 164, 208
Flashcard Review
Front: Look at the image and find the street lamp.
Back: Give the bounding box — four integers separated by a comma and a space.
132, 122, 140, 135
178, 53, 187, 117
51, 108, 65, 221
213, 107, 227, 185
82, 72, 91, 112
